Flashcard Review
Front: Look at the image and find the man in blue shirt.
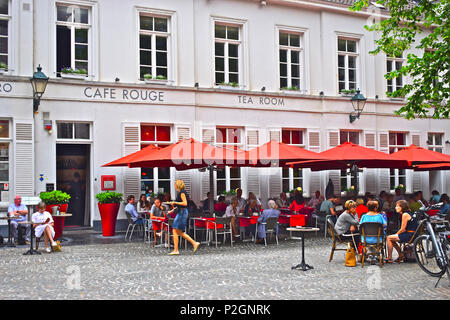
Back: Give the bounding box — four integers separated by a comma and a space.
124, 195, 144, 225
255, 200, 280, 244
8, 195, 30, 244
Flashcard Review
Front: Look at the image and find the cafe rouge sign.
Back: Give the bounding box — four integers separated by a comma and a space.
83, 86, 165, 102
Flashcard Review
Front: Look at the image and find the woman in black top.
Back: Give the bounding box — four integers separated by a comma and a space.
167, 180, 200, 255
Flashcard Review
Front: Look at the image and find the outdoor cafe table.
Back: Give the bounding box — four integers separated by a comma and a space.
52, 213, 72, 241
192, 217, 224, 245
237, 215, 259, 242
287, 227, 320, 271
18, 221, 40, 255
0, 216, 17, 247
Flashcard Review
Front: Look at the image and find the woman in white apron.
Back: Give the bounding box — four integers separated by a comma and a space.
32, 202, 57, 253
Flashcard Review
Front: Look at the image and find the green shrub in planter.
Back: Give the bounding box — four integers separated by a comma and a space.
95, 191, 123, 204
39, 190, 71, 205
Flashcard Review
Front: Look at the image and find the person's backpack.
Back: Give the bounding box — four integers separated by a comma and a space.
403, 244, 416, 262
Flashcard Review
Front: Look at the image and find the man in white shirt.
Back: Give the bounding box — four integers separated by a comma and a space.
32, 202, 57, 253
8, 195, 30, 244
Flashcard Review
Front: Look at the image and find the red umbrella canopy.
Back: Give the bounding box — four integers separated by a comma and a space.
389, 144, 450, 165
414, 163, 450, 171
102, 144, 160, 167
103, 138, 247, 170
287, 142, 410, 170
247, 140, 326, 167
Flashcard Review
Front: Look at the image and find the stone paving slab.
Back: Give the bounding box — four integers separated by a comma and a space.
0, 236, 449, 300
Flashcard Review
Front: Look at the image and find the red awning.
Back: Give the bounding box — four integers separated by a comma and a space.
246, 140, 327, 167
103, 138, 248, 170
389, 144, 450, 165
287, 142, 410, 170
102, 144, 160, 167
414, 163, 450, 171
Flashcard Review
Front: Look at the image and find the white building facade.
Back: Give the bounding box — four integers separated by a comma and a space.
0, 0, 449, 230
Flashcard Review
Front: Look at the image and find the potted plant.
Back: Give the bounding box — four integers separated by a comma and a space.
217, 81, 239, 90
0, 62, 7, 74
395, 184, 406, 194
221, 189, 237, 203
280, 86, 301, 94
339, 89, 356, 97
39, 190, 71, 213
143, 73, 167, 84
96, 191, 123, 236
60, 67, 88, 79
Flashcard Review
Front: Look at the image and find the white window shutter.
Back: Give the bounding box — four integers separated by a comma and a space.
175, 127, 192, 196
246, 129, 259, 149
308, 130, 321, 152
269, 130, 281, 142
327, 130, 339, 148
377, 131, 390, 192
202, 129, 215, 145
411, 133, 421, 147
201, 170, 212, 200
308, 129, 321, 197
327, 130, 340, 195
14, 121, 34, 196
122, 123, 140, 198
378, 131, 389, 154
177, 127, 191, 142
268, 168, 282, 198
364, 131, 376, 149
247, 167, 260, 197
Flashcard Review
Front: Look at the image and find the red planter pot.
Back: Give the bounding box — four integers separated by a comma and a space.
45, 204, 68, 240
98, 203, 120, 236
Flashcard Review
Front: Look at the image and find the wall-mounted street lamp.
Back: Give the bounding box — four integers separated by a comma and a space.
30, 65, 49, 113
349, 89, 367, 123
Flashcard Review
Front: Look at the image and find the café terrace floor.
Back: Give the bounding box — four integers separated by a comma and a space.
1, 228, 449, 300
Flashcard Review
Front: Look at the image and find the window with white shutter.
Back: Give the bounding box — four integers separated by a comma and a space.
14, 121, 33, 197
122, 124, 140, 198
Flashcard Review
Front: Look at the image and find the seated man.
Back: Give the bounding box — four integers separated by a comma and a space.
32, 202, 57, 253
8, 195, 30, 244
319, 195, 338, 224
256, 200, 280, 244
125, 195, 144, 225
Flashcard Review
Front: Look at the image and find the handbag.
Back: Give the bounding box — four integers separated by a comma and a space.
345, 242, 357, 267
52, 241, 62, 252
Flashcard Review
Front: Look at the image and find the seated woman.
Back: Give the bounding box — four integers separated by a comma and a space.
360, 200, 387, 245
243, 199, 259, 237
289, 188, 305, 213
385, 200, 418, 263
137, 194, 150, 216
223, 197, 239, 238
32, 201, 57, 253
334, 200, 360, 248
256, 200, 280, 244
150, 198, 166, 246
214, 195, 228, 214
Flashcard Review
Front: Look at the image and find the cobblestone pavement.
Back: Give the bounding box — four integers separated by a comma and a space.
1, 233, 449, 300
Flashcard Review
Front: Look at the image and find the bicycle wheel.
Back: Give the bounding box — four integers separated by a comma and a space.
413, 235, 446, 277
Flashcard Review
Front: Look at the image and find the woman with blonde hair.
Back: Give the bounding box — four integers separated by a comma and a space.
167, 179, 200, 255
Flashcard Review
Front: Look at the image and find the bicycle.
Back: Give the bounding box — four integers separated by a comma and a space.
412, 203, 450, 287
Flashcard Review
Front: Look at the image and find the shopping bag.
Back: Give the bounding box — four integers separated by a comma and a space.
52, 241, 62, 252
345, 243, 356, 267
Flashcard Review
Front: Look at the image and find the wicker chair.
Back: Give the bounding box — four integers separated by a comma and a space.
360, 222, 385, 268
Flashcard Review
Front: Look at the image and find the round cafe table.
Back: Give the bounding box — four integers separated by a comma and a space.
51, 213, 72, 241
0, 216, 18, 247
287, 227, 320, 271
18, 221, 40, 255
